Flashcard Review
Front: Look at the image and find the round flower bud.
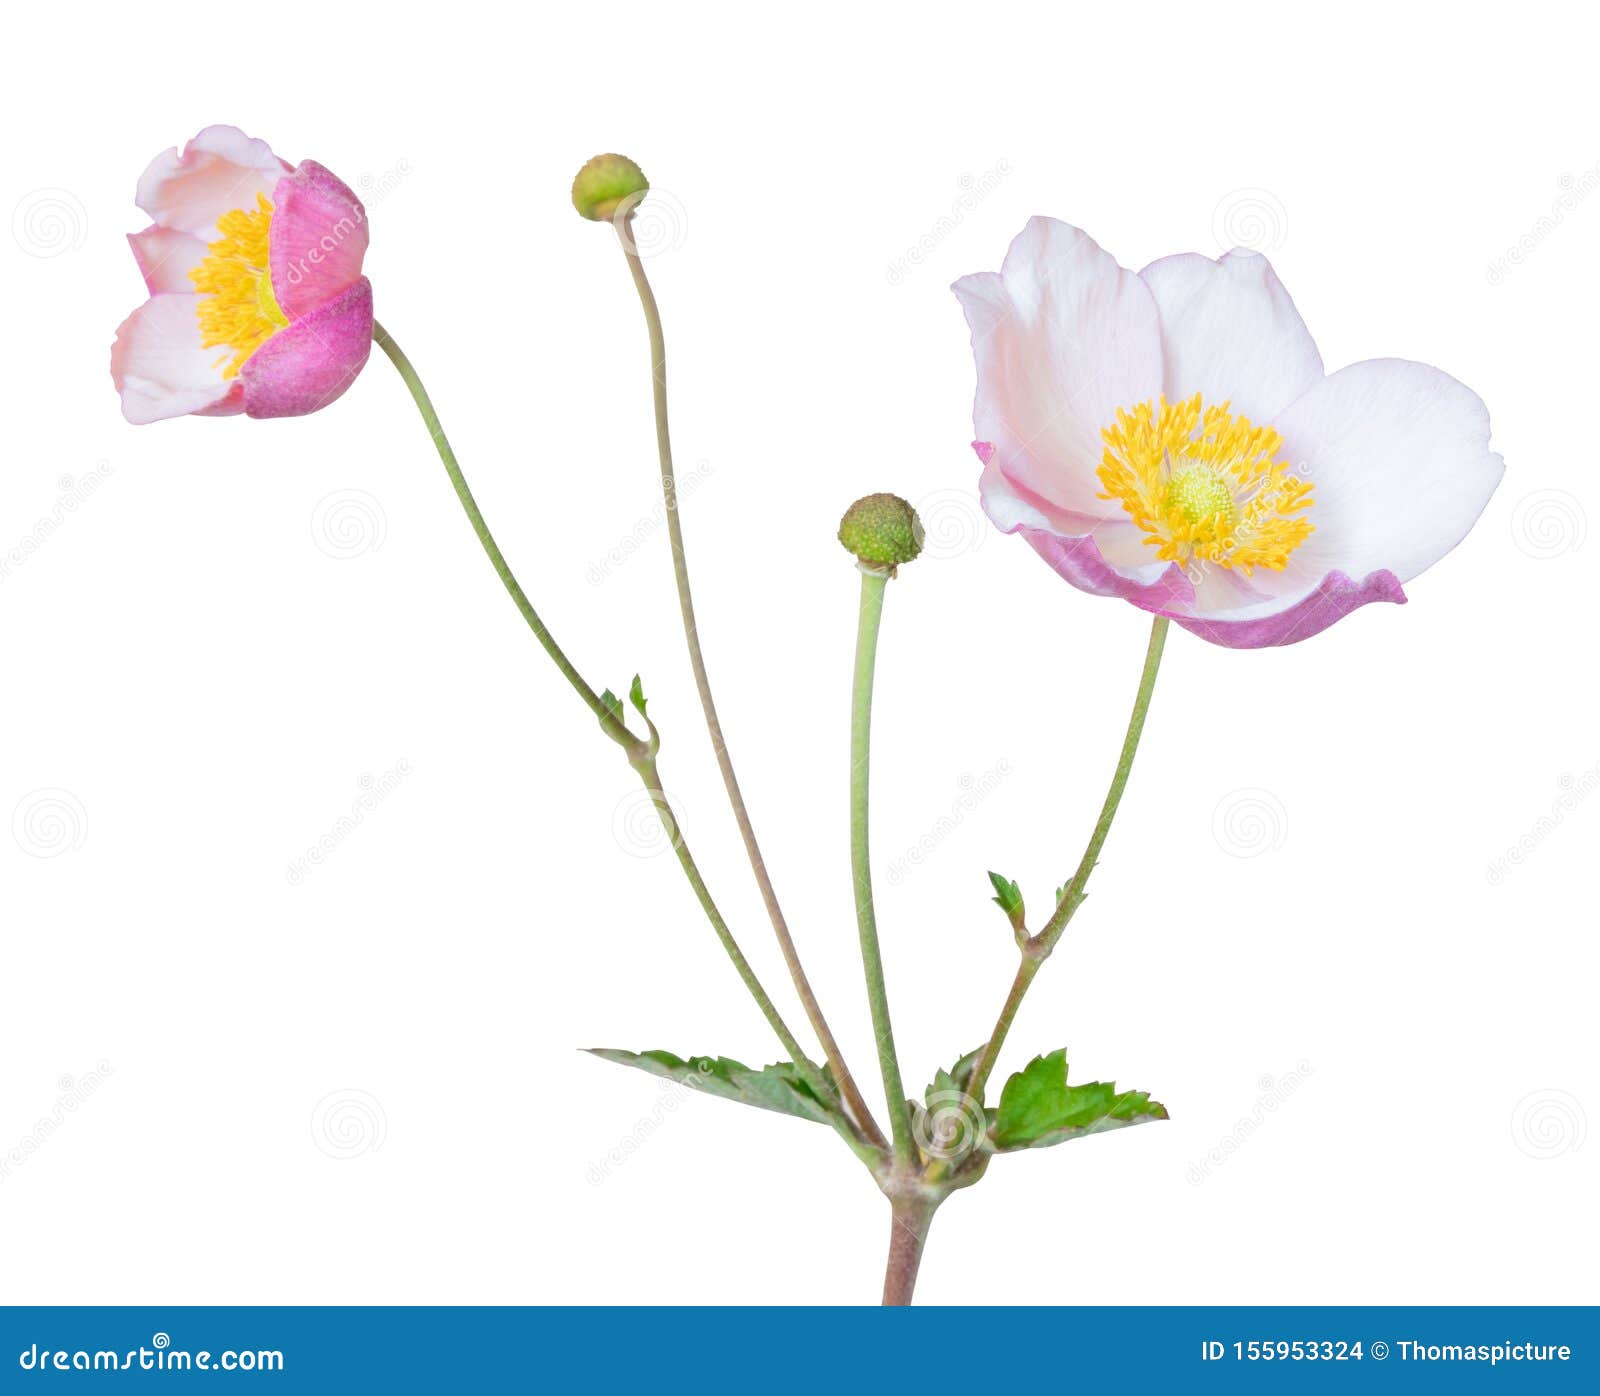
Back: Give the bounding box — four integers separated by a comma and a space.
571, 154, 650, 221
838, 494, 924, 572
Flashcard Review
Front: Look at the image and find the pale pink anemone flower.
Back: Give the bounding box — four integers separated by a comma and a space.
954, 218, 1504, 647
113, 125, 373, 424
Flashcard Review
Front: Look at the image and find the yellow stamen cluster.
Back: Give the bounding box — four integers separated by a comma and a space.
1096, 394, 1313, 574
188, 194, 288, 379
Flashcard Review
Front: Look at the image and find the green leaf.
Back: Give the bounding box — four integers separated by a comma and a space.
599, 689, 625, 727
628, 674, 648, 717
586, 1049, 836, 1126
990, 1048, 1167, 1151
988, 870, 1023, 916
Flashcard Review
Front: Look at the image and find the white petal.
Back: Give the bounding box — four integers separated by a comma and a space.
1274, 358, 1504, 583
128, 227, 208, 293
954, 217, 1162, 518
135, 125, 290, 239
111, 294, 237, 424
1139, 249, 1323, 421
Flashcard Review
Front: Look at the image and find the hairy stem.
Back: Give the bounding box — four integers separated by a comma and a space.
374, 322, 869, 1159
958, 616, 1170, 1119
373, 321, 633, 747
610, 218, 885, 1149
881, 1195, 938, 1306
850, 567, 916, 1165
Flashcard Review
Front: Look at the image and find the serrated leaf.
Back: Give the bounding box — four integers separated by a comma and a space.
628, 674, 648, 717
990, 1048, 1167, 1151
599, 689, 625, 726
987, 871, 1023, 915
586, 1049, 836, 1125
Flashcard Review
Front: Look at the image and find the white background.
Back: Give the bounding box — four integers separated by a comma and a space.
1, 0, 1594, 1306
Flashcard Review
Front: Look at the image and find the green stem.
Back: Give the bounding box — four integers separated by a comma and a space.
850, 567, 915, 1166
610, 220, 886, 1152
373, 322, 870, 1160
958, 616, 1169, 1118
372, 322, 634, 749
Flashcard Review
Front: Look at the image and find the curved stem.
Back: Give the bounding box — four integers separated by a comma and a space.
373, 322, 870, 1158
850, 568, 916, 1165
611, 219, 886, 1150
373, 321, 634, 749
958, 617, 1170, 1116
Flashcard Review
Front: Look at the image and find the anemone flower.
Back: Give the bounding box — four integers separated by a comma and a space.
955, 218, 1503, 646
113, 125, 372, 424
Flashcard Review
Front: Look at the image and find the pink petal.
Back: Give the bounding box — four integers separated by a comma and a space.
128, 227, 209, 294
135, 125, 290, 239
268, 161, 370, 318
1170, 570, 1406, 648
239, 278, 374, 419
111, 294, 241, 425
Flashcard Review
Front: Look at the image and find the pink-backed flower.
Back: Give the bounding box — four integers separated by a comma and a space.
954, 218, 1504, 647
112, 125, 373, 424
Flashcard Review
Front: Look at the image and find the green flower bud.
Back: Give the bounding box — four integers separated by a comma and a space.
571, 153, 650, 221
838, 493, 924, 573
